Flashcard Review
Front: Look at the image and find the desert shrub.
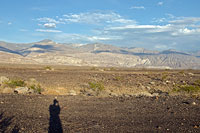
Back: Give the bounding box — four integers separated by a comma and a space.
91, 67, 97, 71
173, 84, 200, 94
2, 78, 43, 94
194, 80, 200, 86
44, 66, 52, 70
161, 75, 168, 81
29, 84, 42, 94
88, 82, 105, 95
103, 68, 108, 71
114, 76, 123, 81
161, 72, 168, 81
4, 79, 26, 88
179, 70, 185, 74
26, 78, 43, 94
110, 67, 116, 71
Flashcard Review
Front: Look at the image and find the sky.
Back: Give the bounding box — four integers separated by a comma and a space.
0, 0, 200, 51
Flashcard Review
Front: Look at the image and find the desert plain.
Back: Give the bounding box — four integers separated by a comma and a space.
0, 64, 200, 132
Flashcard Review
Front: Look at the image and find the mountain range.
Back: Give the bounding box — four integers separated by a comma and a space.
0, 39, 200, 69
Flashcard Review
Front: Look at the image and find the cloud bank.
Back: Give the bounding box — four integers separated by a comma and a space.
34, 11, 200, 51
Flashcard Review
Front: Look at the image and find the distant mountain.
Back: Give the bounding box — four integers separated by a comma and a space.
77, 43, 121, 53
159, 49, 190, 55
0, 45, 22, 55
0, 41, 31, 51
190, 50, 200, 57
0, 39, 200, 69
37, 39, 54, 44
18, 39, 77, 56
128, 47, 159, 54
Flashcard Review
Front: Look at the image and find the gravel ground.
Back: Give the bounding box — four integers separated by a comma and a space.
0, 94, 200, 132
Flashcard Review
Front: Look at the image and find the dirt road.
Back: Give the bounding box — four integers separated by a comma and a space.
0, 94, 200, 132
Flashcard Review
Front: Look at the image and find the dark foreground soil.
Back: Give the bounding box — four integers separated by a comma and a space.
0, 94, 200, 133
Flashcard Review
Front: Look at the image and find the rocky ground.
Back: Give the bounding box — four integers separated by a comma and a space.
0, 64, 200, 96
0, 64, 200, 132
0, 94, 200, 132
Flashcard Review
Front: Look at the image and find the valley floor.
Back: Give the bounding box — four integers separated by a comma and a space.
0, 64, 200, 96
0, 64, 200, 132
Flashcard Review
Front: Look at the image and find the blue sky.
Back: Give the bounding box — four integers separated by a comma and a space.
0, 0, 200, 51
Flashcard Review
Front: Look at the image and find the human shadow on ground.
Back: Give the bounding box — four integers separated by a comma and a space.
48, 99, 63, 133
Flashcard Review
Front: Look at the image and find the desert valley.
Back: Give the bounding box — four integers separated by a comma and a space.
1, 0, 200, 132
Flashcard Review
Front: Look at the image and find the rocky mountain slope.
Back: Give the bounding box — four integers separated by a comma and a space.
0, 39, 200, 69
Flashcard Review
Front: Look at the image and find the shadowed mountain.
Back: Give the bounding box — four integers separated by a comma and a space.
93, 47, 190, 56
18, 39, 77, 56
0, 41, 32, 51
31, 44, 55, 50
0, 46, 22, 55
118, 50, 157, 56
20, 44, 58, 55
159, 49, 190, 55
91, 46, 159, 56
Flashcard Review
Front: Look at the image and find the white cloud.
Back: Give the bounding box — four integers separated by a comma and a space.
35, 29, 62, 33
61, 11, 136, 25
8, 22, 12, 25
130, 6, 145, 10
36, 17, 61, 24
105, 22, 200, 37
171, 28, 200, 36
87, 36, 113, 41
107, 24, 173, 33
152, 18, 167, 23
152, 14, 176, 24
157, 2, 164, 6
179, 28, 195, 34
169, 17, 200, 25
44, 23, 56, 28
35, 12, 136, 31
111, 19, 135, 24
97, 16, 200, 51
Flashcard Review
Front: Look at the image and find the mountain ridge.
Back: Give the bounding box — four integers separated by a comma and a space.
0, 40, 200, 69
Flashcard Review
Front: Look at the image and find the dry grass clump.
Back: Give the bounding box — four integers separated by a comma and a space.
44, 66, 54, 71
3, 79, 26, 88
88, 81, 105, 95
1, 78, 43, 94
173, 80, 200, 94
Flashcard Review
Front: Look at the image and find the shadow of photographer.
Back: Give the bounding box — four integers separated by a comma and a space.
48, 99, 63, 133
